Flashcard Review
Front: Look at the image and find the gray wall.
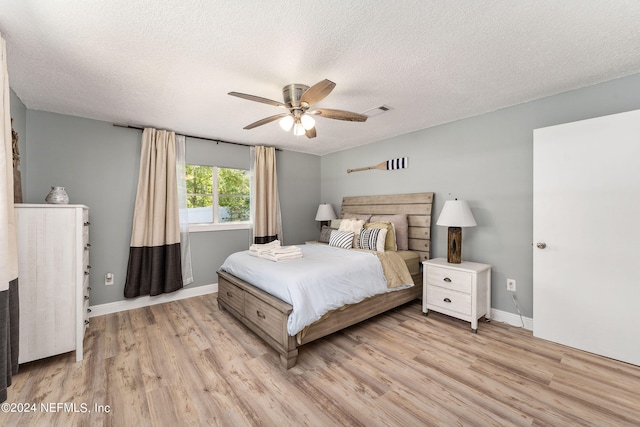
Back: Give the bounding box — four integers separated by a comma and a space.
321, 72, 640, 318
23, 111, 320, 305
16, 70, 640, 315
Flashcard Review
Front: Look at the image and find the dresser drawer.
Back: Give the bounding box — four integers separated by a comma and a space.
244, 292, 287, 343
218, 278, 244, 314
426, 286, 471, 316
83, 297, 90, 321
426, 265, 471, 293
83, 274, 90, 293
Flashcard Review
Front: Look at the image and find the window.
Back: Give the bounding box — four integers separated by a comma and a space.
185, 165, 251, 231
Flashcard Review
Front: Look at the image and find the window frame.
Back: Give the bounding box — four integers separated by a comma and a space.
186, 165, 251, 233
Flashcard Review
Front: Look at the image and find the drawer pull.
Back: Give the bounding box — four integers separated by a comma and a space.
84, 271, 90, 276
256, 310, 266, 319
84, 320, 90, 325
443, 298, 452, 303
84, 295, 89, 300
226, 291, 233, 298
84, 221, 91, 226
87, 287, 92, 291
443, 277, 452, 283
87, 308, 92, 313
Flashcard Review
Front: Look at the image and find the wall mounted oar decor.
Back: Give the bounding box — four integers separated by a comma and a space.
347, 157, 408, 173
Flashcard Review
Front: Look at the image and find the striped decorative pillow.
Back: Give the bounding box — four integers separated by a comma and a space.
358, 227, 387, 252
329, 230, 354, 249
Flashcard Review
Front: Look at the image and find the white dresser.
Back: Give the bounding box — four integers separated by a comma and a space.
422, 258, 491, 333
15, 204, 90, 363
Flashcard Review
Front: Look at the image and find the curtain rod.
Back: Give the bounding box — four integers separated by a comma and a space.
112, 124, 281, 151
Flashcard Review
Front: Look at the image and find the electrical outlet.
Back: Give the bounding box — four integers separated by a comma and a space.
105, 272, 114, 286
507, 278, 516, 292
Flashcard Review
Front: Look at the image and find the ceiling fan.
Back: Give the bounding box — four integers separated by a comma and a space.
228, 79, 367, 139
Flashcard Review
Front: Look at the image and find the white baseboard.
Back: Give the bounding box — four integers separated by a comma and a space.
90, 285, 533, 332
490, 307, 533, 330
89, 283, 218, 318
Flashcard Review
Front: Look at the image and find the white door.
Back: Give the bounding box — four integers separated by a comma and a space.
533, 109, 640, 366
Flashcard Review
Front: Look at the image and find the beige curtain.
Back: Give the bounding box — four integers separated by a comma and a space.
251, 146, 282, 244
1, 34, 19, 403
124, 128, 183, 297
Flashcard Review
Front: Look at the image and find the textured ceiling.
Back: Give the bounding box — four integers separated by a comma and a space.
1, 1, 640, 155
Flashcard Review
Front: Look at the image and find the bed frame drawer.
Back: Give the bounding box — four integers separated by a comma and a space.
218, 276, 244, 314
244, 293, 288, 343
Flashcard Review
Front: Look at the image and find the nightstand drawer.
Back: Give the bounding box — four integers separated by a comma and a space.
426, 286, 471, 316
426, 265, 471, 293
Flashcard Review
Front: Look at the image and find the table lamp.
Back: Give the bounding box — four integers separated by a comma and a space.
436, 199, 476, 263
315, 203, 337, 228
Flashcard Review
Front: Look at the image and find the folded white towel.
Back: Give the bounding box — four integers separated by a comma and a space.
249, 240, 281, 252
260, 251, 303, 262
270, 245, 301, 255
248, 243, 303, 262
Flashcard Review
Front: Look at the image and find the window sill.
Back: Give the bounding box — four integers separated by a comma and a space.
188, 222, 252, 233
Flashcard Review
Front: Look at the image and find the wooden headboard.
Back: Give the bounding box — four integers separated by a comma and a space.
340, 192, 434, 261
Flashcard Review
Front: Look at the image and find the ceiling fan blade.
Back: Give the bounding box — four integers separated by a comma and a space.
300, 79, 336, 106
305, 127, 317, 139
229, 92, 287, 108
243, 113, 290, 130
308, 108, 368, 122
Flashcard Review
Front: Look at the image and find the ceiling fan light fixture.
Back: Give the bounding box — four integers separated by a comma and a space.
300, 114, 315, 130
279, 115, 294, 131
293, 122, 306, 136
229, 79, 365, 140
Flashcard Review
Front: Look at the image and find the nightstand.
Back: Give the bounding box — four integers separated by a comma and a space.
422, 258, 491, 333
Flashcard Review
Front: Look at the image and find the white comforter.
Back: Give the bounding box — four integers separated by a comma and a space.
219, 244, 412, 335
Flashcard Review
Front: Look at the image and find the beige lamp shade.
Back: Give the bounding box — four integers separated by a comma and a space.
315, 203, 337, 221
436, 200, 477, 227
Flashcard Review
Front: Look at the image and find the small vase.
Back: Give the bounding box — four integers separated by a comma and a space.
45, 186, 69, 204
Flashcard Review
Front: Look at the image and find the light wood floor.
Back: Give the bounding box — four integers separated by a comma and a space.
2, 295, 639, 426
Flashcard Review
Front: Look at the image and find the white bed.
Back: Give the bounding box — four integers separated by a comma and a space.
217, 192, 433, 368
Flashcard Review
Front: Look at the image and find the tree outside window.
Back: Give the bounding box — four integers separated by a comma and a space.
185, 165, 250, 224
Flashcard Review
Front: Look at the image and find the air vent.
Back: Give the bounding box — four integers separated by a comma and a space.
362, 104, 393, 117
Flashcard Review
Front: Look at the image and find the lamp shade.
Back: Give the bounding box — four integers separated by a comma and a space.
293, 122, 305, 136
436, 200, 477, 227
315, 203, 337, 221
279, 115, 294, 131
300, 114, 316, 130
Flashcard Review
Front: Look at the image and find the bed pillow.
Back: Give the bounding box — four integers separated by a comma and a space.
330, 219, 343, 229
319, 225, 336, 243
338, 218, 365, 232
358, 227, 388, 252
365, 221, 396, 251
338, 218, 365, 248
329, 230, 354, 249
370, 214, 408, 250
341, 212, 371, 222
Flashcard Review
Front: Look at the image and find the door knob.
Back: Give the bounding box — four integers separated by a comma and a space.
536, 242, 547, 249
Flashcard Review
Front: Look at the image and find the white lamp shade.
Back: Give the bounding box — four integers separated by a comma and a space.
279, 115, 294, 131
293, 122, 305, 136
315, 203, 337, 221
300, 114, 316, 130
436, 200, 477, 227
